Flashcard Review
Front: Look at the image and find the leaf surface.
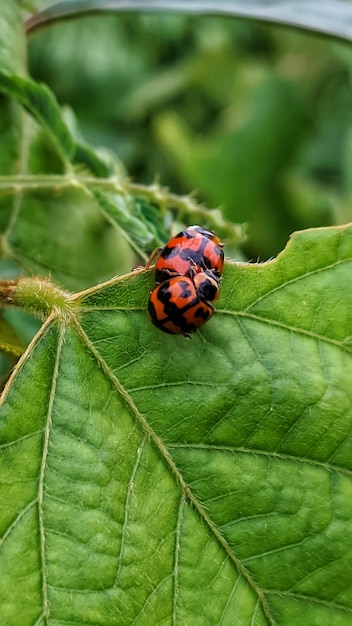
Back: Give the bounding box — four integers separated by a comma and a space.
0, 71, 75, 164
1, 224, 352, 624
25, 0, 352, 42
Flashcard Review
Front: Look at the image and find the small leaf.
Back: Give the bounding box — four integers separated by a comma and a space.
134, 196, 171, 246
93, 188, 170, 253
0, 72, 75, 164
93, 189, 152, 242
73, 141, 113, 178
26, 0, 352, 42
0, 72, 116, 178
1, 224, 352, 623
62, 106, 119, 177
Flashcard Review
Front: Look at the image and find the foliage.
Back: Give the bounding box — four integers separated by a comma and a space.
0, 1, 352, 624
27, 5, 352, 258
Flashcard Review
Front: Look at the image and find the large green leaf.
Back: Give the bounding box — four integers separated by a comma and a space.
1, 223, 352, 624
25, 0, 352, 42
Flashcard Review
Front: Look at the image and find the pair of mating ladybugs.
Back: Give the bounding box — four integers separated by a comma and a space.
147, 225, 224, 336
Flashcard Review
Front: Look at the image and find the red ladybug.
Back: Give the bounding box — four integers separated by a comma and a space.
148, 275, 215, 335
147, 225, 224, 286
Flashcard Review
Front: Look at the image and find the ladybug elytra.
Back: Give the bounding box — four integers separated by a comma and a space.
148, 275, 214, 335
149, 225, 224, 285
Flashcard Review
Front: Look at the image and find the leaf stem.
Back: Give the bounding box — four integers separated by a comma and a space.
0, 174, 243, 242
0, 277, 75, 321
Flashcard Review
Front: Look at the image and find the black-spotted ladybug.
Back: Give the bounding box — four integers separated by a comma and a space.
148, 275, 214, 335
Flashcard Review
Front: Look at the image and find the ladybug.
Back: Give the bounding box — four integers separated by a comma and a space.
148, 275, 215, 335
147, 225, 224, 285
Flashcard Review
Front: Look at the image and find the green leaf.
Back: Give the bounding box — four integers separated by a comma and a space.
0, 72, 117, 177
1, 223, 352, 624
0, 315, 25, 357
0, 171, 242, 288
0, 184, 134, 291
0, 72, 75, 165
0, 68, 220, 279
0, 1, 26, 75
25, 0, 352, 42
134, 196, 171, 246
73, 141, 113, 177
0, 2, 26, 177
92, 188, 169, 252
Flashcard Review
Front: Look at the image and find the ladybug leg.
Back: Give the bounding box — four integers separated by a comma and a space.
187, 258, 198, 277
133, 246, 162, 272
188, 257, 211, 276
145, 247, 162, 270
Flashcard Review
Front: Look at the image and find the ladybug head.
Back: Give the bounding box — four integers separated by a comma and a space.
192, 271, 220, 302
187, 225, 224, 249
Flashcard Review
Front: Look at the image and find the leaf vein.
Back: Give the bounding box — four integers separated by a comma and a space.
0, 498, 37, 548
264, 589, 352, 614
172, 495, 185, 625
38, 325, 65, 622
246, 255, 352, 310
114, 435, 146, 586
0, 429, 44, 450
167, 443, 352, 477
217, 573, 241, 625
218, 311, 352, 352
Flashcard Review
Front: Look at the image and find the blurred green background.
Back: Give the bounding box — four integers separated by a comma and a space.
28, 13, 352, 260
